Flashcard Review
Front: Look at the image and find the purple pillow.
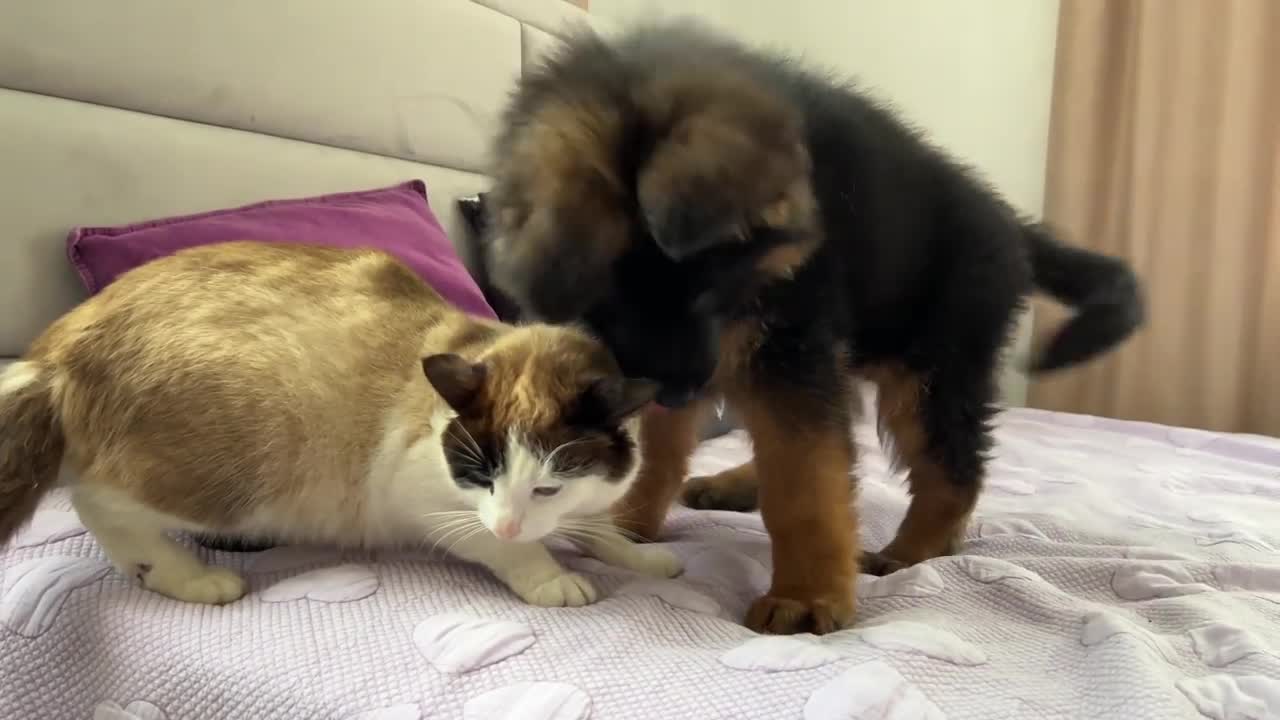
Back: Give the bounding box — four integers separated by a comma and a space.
67, 180, 497, 319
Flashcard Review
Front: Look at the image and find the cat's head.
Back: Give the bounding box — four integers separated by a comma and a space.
422, 325, 658, 543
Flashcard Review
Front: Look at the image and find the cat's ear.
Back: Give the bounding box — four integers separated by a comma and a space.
573, 377, 660, 427
422, 354, 487, 414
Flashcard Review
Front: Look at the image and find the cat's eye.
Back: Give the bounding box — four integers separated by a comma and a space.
532, 486, 562, 498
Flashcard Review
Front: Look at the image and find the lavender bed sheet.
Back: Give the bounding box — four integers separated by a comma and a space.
3, 395, 1280, 720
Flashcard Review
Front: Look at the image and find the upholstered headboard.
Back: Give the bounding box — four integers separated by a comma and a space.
0, 1, 1030, 405
0, 0, 609, 361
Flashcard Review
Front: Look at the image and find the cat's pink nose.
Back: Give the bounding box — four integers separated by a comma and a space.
493, 517, 522, 540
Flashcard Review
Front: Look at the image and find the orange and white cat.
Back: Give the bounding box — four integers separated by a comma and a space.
0, 242, 679, 607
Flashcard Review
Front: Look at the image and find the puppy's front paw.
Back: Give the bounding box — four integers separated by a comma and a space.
632, 546, 683, 578
519, 572, 598, 607
745, 589, 855, 635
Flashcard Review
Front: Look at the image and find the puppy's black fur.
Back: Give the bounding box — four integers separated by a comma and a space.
490, 23, 1142, 399
485, 22, 1144, 633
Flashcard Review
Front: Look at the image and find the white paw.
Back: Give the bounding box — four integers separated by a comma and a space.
631, 546, 683, 578
145, 566, 246, 605
518, 572, 598, 607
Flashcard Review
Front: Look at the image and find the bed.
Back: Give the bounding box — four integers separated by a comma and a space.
3, 2, 1279, 719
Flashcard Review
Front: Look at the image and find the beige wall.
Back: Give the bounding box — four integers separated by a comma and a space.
591, 0, 1059, 405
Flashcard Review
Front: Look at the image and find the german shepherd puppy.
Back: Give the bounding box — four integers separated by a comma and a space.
484, 22, 1144, 634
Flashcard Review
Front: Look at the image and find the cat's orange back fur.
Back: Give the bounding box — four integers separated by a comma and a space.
6, 242, 617, 539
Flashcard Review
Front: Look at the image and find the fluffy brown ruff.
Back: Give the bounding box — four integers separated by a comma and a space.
0, 242, 632, 546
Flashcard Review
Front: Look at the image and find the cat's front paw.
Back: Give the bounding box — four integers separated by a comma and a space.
145, 565, 246, 605
631, 546, 683, 578
518, 572, 598, 607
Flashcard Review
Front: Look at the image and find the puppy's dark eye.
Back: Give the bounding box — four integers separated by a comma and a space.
532, 486, 562, 498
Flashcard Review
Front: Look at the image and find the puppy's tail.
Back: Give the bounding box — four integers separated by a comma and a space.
0, 362, 64, 546
1023, 223, 1146, 374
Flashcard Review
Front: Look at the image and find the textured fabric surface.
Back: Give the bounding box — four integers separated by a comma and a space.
3, 396, 1280, 719
66, 181, 496, 319
0, 0, 526, 175
0, 0, 560, 357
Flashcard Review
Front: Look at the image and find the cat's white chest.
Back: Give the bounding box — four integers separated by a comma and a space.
360, 416, 462, 544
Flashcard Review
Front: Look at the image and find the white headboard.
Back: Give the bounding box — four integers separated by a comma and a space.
0, 0, 609, 359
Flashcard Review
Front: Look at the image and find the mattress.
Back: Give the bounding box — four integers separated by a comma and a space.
3, 397, 1280, 720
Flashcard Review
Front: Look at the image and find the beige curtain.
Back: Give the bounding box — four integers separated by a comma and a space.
1030, 0, 1280, 436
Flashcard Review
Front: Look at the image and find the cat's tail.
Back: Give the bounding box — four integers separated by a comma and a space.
1023, 222, 1146, 373
0, 362, 65, 546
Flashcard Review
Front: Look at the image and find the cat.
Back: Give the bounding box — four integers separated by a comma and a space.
0, 241, 680, 607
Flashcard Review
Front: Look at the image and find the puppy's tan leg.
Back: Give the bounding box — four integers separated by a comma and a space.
682, 459, 758, 512
612, 401, 706, 541
734, 391, 858, 635
864, 366, 980, 574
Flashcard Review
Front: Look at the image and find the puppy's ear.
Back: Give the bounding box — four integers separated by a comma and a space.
422, 354, 488, 415
641, 194, 742, 263
571, 377, 660, 427
638, 133, 747, 263
635, 66, 815, 263
488, 94, 633, 322
489, 206, 613, 322
638, 118, 814, 263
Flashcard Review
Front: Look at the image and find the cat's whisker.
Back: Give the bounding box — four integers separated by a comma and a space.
421, 517, 476, 527
422, 512, 478, 525
599, 500, 661, 540
428, 519, 483, 555
443, 525, 490, 557
562, 517, 644, 543
446, 425, 483, 465
563, 514, 624, 530
428, 519, 480, 540
430, 527, 465, 556
560, 527, 613, 545
551, 529, 593, 548
551, 531, 593, 549
540, 437, 589, 474
564, 529, 607, 544
454, 421, 484, 459
556, 523, 616, 545
425, 511, 479, 524
420, 510, 478, 520
607, 497, 644, 515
